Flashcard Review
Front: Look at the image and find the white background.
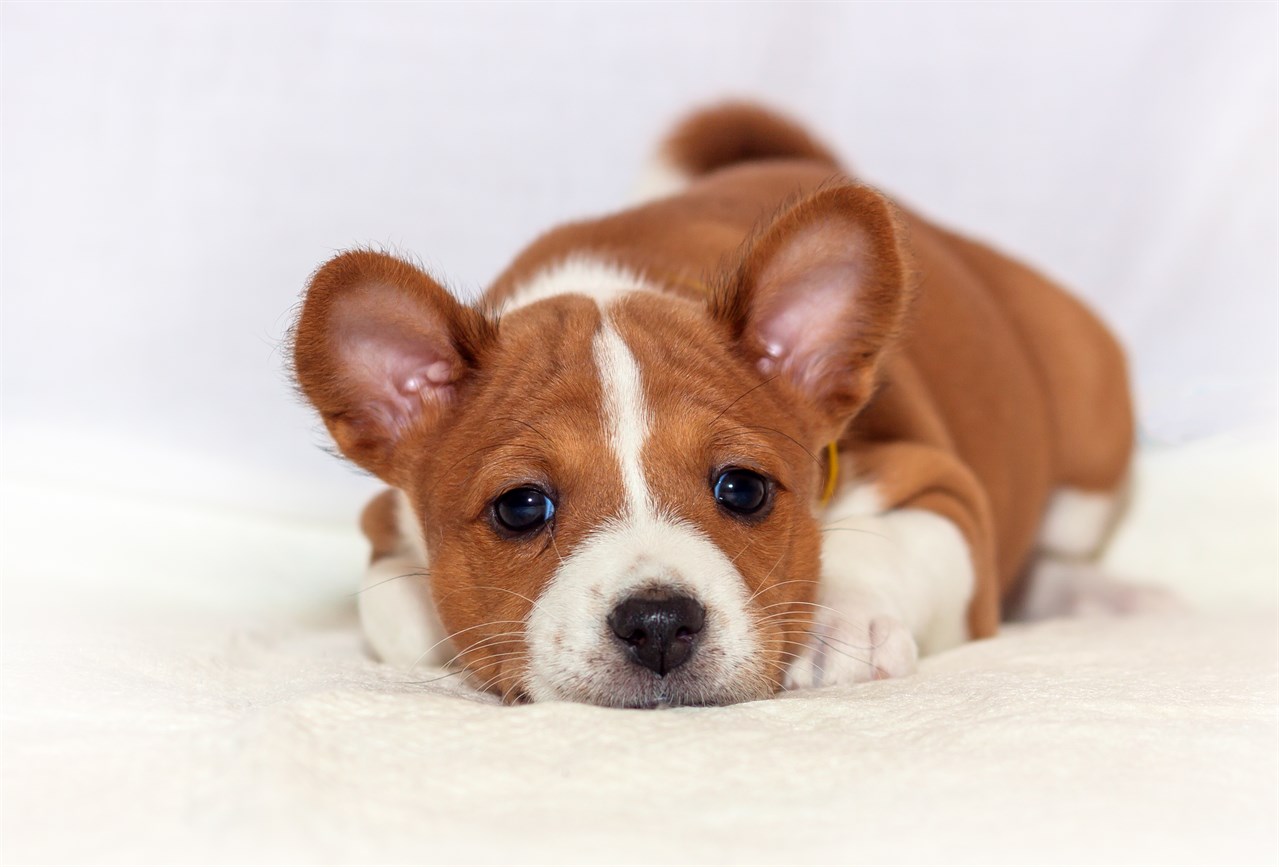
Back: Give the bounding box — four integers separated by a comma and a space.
3, 1, 1276, 522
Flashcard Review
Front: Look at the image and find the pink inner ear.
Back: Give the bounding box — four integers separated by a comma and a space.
332, 289, 462, 438
753, 224, 867, 393
756, 264, 859, 380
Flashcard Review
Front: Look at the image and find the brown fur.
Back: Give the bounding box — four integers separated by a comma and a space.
359, 488, 405, 562
659, 100, 841, 176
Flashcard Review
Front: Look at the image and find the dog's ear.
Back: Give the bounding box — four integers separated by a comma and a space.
292, 250, 495, 485
712, 184, 913, 442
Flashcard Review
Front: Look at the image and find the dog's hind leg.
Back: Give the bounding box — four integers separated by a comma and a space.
1013, 483, 1182, 620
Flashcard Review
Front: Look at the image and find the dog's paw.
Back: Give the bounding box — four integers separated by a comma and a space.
783, 613, 918, 690
1068, 578, 1185, 617
359, 555, 450, 668
1017, 559, 1187, 621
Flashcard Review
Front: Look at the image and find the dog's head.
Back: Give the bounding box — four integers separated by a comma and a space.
293, 185, 910, 706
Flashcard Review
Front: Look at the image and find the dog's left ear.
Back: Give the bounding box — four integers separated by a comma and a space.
712, 184, 913, 441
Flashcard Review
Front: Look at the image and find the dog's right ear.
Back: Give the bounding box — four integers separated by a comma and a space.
292, 250, 495, 485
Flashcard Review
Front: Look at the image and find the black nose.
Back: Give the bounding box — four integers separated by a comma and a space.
608, 594, 706, 676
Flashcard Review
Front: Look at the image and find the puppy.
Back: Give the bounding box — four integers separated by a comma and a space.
291, 104, 1134, 707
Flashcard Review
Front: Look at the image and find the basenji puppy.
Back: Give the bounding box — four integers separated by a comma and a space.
291, 103, 1135, 707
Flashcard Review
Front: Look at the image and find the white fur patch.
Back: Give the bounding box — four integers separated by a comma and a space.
631, 151, 691, 203
817, 477, 882, 519
503, 256, 653, 311
1038, 486, 1123, 558
358, 492, 449, 669
799, 482, 976, 676
522, 320, 762, 705
593, 321, 654, 515
358, 554, 448, 669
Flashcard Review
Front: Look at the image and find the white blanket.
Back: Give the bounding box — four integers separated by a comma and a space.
3, 439, 1276, 865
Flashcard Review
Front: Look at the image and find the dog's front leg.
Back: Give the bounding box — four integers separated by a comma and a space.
357, 489, 452, 669
782, 582, 919, 688
784, 449, 986, 690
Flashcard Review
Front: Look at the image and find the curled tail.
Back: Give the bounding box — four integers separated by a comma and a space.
636, 102, 842, 200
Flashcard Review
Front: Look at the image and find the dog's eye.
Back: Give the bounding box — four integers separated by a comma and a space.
712, 468, 769, 515
493, 487, 556, 534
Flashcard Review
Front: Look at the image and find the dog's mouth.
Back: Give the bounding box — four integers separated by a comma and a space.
454, 632, 759, 707
617, 689, 745, 710
612, 677, 710, 710
516, 647, 777, 709
468, 648, 778, 708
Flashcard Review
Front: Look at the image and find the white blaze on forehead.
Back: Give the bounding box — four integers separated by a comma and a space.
592, 321, 654, 518
522, 308, 764, 705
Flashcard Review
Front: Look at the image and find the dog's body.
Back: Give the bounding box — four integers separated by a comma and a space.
293, 105, 1135, 706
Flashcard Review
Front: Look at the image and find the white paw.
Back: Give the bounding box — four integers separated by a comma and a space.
783, 613, 918, 690
1018, 559, 1187, 621
358, 555, 451, 668
1068, 579, 1186, 618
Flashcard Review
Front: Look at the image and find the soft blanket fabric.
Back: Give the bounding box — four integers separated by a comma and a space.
2, 439, 1276, 865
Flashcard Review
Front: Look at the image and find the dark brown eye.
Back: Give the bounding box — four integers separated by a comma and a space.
493, 487, 555, 534
713, 469, 769, 515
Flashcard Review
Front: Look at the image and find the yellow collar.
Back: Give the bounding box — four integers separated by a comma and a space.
820, 441, 840, 507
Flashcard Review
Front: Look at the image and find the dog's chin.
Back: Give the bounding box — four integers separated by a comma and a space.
581, 680, 770, 709
521, 658, 775, 709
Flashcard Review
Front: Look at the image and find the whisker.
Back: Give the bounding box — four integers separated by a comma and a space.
755, 609, 821, 620
745, 551, 788, 602
747, 577, 817, 603
490, 415, 555, 445
768, 648, 840, 665
755, 609, 823, 621
765, 617, 896, 654
762, 639, 874, 664
729, 538, 756, 566
710, 374, 779, 426
769, 628, 826, 645
755, 600, 846, 616
402, 647, 531, 689
347, 569, 429, 597
735, 424, 822, 469
407, 619, 528, 670
819, 527, 888, 539
755, 617, 820, 630
466, 653, 532, 686
423, 441, 518, 504
814, 636, 875, 665
474, 661, 526, 697
500, 668, 529, 705
403, 671, 465, 688
412, 652, 524, 695
429, 634, 528, 671
467, 585, 548, 615
748, 671, 788, 695
548, 528, 566, 567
